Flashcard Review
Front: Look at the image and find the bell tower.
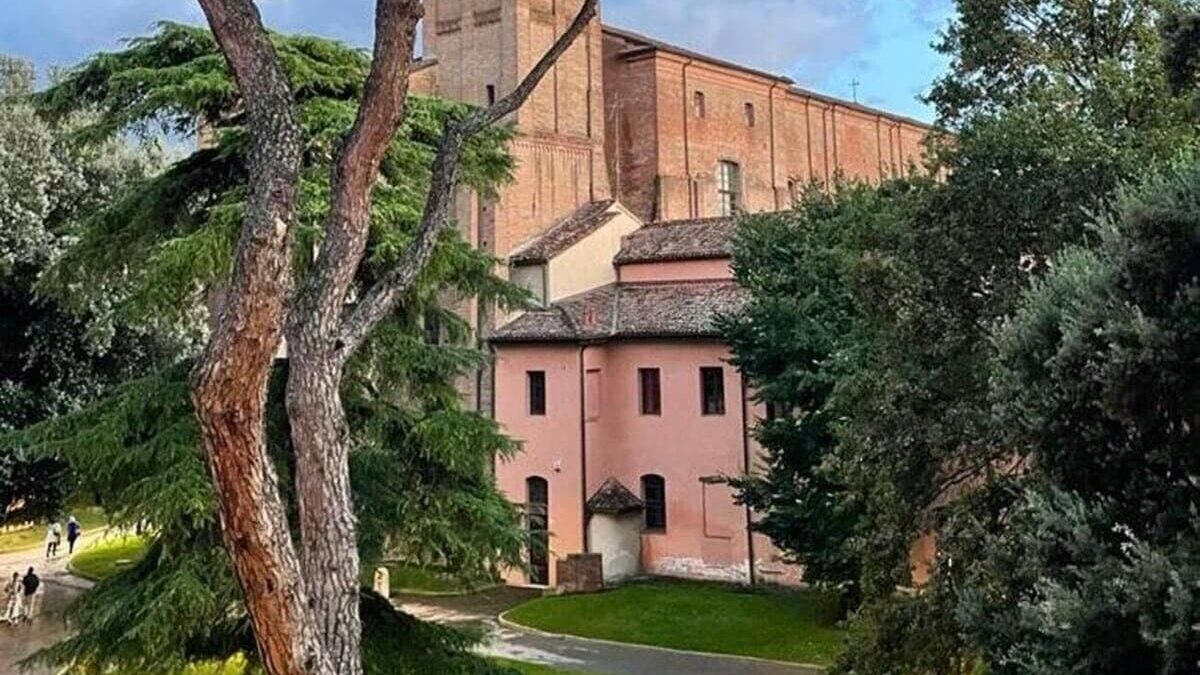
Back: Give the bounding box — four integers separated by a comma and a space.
421, 0, 611, 256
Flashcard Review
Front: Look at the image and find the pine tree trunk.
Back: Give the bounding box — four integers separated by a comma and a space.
192, 2, 331, 674
190, 3, 596, 674
285, 335, 362, 675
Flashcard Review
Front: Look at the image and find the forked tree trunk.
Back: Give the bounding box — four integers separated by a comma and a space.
190, 1, 330, 674
191, 1, 599, 674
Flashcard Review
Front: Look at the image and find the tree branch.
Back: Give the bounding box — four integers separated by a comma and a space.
338, 0, 599, 354
291, 0, 423, 342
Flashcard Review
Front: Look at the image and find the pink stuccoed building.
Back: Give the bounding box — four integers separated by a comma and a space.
490, 209, 801, 587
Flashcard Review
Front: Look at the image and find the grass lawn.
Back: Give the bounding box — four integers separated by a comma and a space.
362, 561, 494, 595
69, 535, 149, 581
492, 658, 584, 674
0, 505, 108, 553
503, 579, 846, 666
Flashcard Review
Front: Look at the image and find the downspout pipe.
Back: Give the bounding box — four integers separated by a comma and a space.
682, 58, 695, 218
579, 344, 590, 553
768, 81, 780, 211
740, 376, 758, 586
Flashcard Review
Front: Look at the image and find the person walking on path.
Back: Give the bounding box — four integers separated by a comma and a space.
1, 572, 20, 625
65, 517, 80, 556
20, 567, 39, 622
44, 522, 61, 559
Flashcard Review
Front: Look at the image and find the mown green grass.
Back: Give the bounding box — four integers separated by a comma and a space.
69, 535, 149, 581
361, 561, 493, 595
0, 505, 108, 553
504, 579, 846, 666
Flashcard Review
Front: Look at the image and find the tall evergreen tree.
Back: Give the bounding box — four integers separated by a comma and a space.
3, 24, 541, 674
0, 55, 170, 525
725, 2, 1200, 673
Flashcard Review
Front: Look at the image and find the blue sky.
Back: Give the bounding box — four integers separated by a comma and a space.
2, 0, 953, 122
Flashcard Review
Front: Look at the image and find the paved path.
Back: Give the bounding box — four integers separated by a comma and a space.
398, 590, 823, 675
0, 532, 102, 675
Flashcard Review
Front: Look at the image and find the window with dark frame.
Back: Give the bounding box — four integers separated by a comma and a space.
422, 307, 441, 345
716, 161, 742, 216
639, 368, 662, 416
787, 178, 801, 204
766, 401, 792, 422
527, 371, 546, 416
486, 84, 497, 106
693, 91, 707, 118
641, 474, 666, 531
700, 367, 726, 415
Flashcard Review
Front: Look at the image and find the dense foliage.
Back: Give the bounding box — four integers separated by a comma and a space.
725, 2, 1200, 673
951, 156, 1200, 674
0, 54, 170, 524
2, 24, 529, 674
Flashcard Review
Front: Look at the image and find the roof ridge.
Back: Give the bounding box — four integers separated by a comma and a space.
609, 282, 621, 336
601, 23, 937, 131
646, 215, 737, 228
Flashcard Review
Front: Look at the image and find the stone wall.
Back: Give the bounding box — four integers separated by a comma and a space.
556, 553, 604, 594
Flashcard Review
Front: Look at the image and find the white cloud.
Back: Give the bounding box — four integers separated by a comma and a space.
604, 0, 878, 83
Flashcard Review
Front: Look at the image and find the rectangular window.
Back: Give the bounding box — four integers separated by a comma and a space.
700, 367, 726, 416
642, 475, 666, 531
787, 178, 801, 205
528, 371, 546, 416
486, 84, 497, 106
639, 368, 662, 416
693, 91, 707, 118
766, 401, 791, 422
744, 102, 756, 127
717, 161, 742, 216
422, 307, 441, 345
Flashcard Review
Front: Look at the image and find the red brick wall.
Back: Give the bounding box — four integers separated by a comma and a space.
601, 30, 933, 223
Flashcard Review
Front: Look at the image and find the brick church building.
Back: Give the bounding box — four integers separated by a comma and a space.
410, 0, 934, 587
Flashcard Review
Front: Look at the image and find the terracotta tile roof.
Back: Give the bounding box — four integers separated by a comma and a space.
614, 216, 737, 264
491, 280, 747, 343
508, 200, 618, 265
586, 478, 644, 516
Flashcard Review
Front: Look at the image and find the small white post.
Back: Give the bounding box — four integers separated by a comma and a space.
373, 566, 390, 598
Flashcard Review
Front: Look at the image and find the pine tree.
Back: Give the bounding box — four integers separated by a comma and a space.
3, 23, 560, 674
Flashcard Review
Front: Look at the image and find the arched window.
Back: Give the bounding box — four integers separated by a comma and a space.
641, 474, 666, 531
526, 477, 549, 584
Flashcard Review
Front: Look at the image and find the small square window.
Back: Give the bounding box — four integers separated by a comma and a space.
528, 371, 546, 416
700, 367, 725, 416
639, 368, 662, 416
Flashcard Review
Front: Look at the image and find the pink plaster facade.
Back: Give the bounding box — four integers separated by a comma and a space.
495, 339, 771, 586
616, 258, 732, 283
493, 245, 802, 587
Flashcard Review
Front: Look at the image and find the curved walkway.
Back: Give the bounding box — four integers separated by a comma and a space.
0, 533, 102, 675
397, 589, 823, 675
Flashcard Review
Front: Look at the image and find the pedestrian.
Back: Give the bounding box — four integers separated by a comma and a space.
44, 521, 62, 558
66, 515, 81, 555
2, 572, 20, 625
20, 567, 38, 622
